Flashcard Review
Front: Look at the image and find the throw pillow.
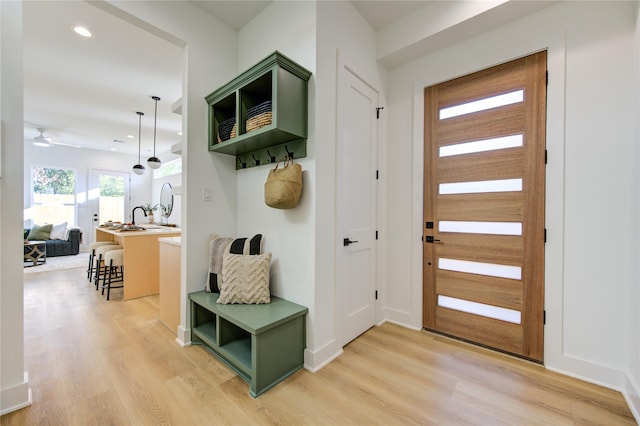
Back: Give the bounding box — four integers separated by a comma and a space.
50, 222, 68, 240
26, 223, 53, 241
206, 234, 263, 293
218, 252, 271, 304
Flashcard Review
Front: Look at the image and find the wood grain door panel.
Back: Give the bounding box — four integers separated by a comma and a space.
423, 51, 547, 362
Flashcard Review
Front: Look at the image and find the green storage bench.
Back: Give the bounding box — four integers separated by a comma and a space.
189, 290, 308, 397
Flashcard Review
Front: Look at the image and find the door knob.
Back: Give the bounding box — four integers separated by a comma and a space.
343, 238, 359, 246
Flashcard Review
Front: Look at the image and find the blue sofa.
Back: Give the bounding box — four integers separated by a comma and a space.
24, 227, 82, 257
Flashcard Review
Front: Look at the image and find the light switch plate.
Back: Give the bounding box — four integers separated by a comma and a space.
202, 187, 213, 201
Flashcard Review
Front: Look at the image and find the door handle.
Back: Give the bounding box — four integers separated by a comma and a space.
343, 238, 359, 246
425, 236, 441, 243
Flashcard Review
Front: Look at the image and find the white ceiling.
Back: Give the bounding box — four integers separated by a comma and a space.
22, 1, 430, 157
23, 1, 183, 157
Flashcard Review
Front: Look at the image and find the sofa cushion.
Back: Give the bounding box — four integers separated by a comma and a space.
27, 223, 53, 241
50, 222, 68, 240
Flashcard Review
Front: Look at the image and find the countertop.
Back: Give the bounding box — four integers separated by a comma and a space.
158, 236, 181, 246
96, 225, 181, 237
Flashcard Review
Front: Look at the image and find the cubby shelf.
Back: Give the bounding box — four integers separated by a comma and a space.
189, 291, 307, 397
205, 51, 311, 169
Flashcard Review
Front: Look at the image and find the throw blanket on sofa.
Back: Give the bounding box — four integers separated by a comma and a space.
206, 234, 262, 293
65, 226, 84, 243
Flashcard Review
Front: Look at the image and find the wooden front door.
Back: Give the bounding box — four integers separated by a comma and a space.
423, 51, 547, 362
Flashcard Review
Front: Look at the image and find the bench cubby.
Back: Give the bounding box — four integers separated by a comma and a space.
189, 290, 307, 397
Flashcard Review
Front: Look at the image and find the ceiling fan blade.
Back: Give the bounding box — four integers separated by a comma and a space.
50, 140, 82, 148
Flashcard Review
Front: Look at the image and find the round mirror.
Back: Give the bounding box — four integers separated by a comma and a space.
159, 183, 173, 219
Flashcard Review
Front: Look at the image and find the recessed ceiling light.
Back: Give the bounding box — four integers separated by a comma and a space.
126, 134, 134, 139
73, 26, 92, 38
110, 147, 117, 151
177, 131, 183, 136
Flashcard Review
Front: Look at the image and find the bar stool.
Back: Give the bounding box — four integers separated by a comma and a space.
93, 244, 120, 291
88, 241, 118, 281
102, 249, 124, 301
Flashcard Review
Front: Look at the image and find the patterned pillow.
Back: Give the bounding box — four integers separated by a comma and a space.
207, 234, 262, 293
218, 252, 271, 304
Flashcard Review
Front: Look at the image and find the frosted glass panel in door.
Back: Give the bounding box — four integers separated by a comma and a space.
90, 169, 130, 227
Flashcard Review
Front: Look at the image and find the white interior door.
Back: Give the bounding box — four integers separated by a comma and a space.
89, 169, 130, 245
337, 65, 379, 346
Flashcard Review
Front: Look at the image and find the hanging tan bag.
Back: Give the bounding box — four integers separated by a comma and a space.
264, 156, 302, 209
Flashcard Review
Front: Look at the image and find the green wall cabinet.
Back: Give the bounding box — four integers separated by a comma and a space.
205, 51, 312, 169
189, 291, 308, 397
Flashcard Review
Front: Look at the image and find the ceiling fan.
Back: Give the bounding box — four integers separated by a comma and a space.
32, 127, 81, 148
33, 128, 53, 147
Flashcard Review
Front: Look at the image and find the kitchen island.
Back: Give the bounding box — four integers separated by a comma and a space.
95, 226, 181, 300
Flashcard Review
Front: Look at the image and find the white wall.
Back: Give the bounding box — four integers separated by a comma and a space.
0, 1, 31, 415
235, 0, 319, 360
311, 0, 389, 367
23, 143, 151, 248
235, 1, 389, 370
385, 0, 638, 406
629, 2, 640, 419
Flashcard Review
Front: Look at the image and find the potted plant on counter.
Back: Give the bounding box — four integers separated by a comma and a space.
142, 203, 158, 224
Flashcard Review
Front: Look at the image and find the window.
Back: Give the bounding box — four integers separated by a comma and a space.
30, 166, 76, 225
153, 158, 182, 179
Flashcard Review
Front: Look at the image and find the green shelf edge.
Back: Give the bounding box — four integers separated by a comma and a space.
205, 51, 311, 104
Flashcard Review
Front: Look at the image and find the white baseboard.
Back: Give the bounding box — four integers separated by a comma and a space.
176, 325, 190, 347
545, 353, 640, 423
546, 353, 627, 391
0, 372, 32, 416
303, 339, 343, 372
623, 373, 640, 424
378, 317, 422, 331
382, 306, 421, 330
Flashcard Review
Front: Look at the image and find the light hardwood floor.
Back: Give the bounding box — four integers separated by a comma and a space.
2, 265, 636, 425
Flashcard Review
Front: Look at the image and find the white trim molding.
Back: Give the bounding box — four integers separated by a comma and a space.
303, 339, 343, 373
0, 372, 32, 416
175, 325, 191, 347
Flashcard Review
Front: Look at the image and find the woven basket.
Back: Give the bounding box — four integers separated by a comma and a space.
247, 111, 272, 132
264, 157, 302, 209
217, 123, 237, 143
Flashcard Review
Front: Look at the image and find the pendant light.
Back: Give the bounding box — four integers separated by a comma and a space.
147, 95, 162, 169
132, 111, 145, 175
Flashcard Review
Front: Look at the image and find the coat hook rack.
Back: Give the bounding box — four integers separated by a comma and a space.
227, 139, 306, 170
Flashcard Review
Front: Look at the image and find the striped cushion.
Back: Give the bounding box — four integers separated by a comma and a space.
207, 234, 262, 293
218, 252, 271, 304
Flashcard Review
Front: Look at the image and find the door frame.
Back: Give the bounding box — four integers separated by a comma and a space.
335, 58, 383, 347
408, 35, 567, 364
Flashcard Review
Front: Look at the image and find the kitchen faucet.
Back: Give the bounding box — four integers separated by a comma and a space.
131, 206, 147, 225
